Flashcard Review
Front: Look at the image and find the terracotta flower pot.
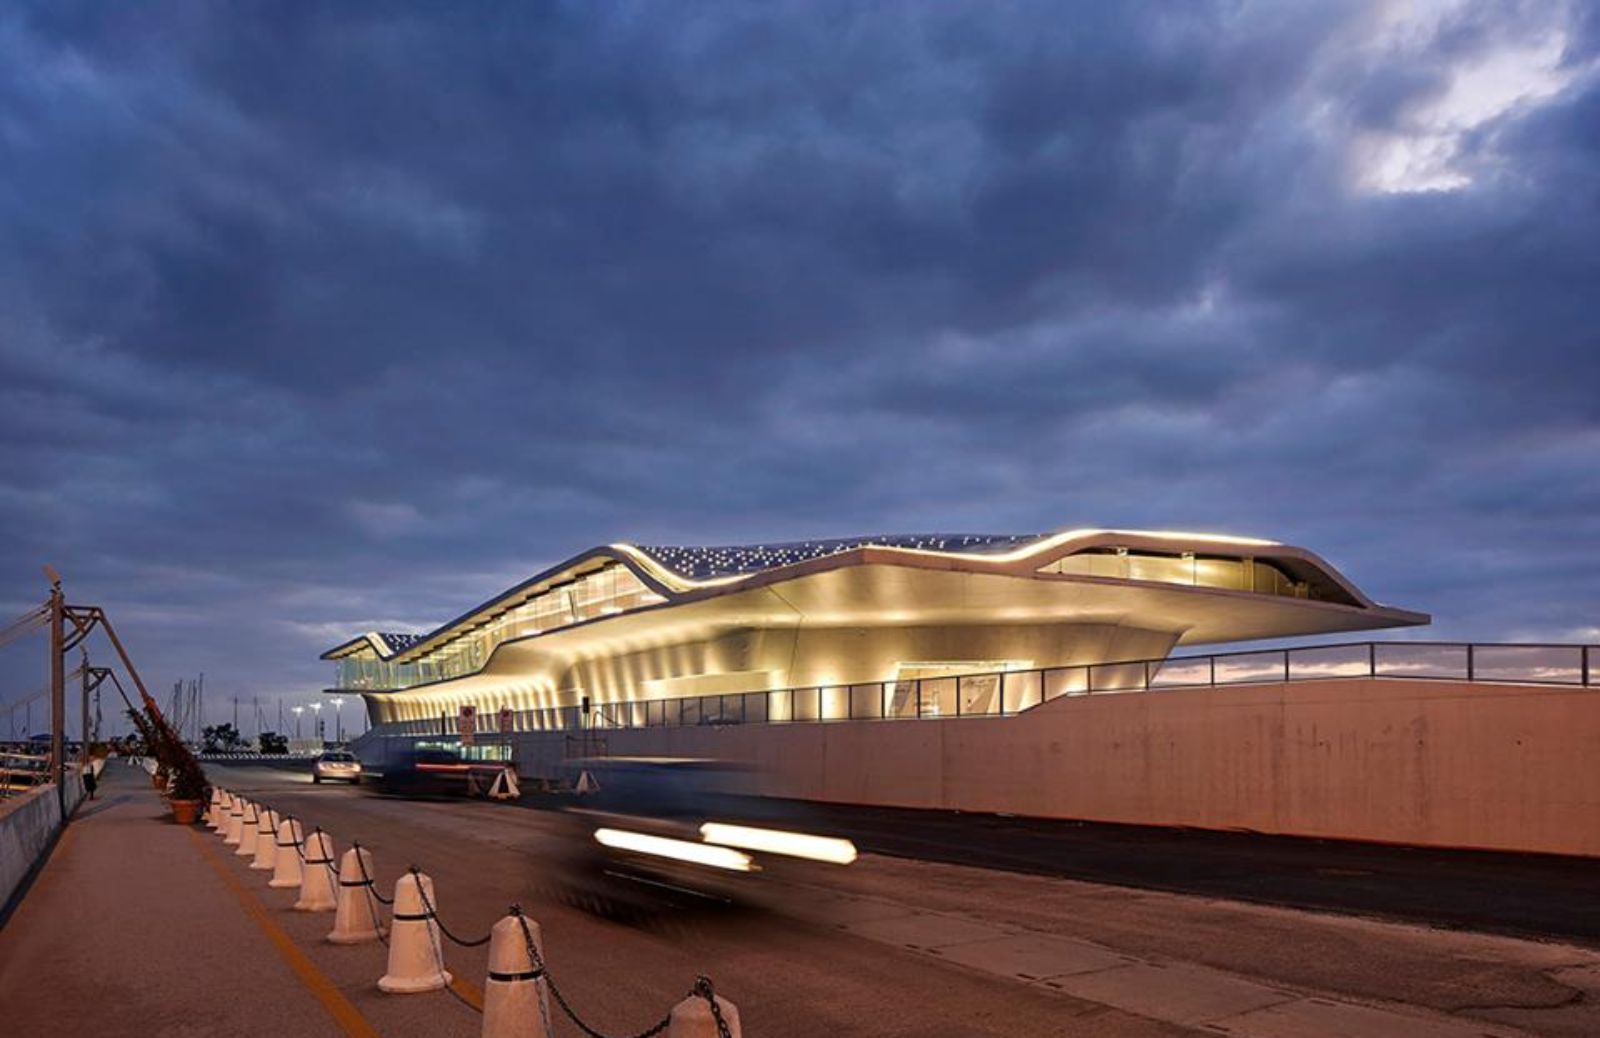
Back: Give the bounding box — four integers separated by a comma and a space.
170, 799, 202, 825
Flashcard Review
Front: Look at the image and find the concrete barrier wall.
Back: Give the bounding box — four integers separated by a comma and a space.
511, 678, 1600, 858
0, 776, 84, 913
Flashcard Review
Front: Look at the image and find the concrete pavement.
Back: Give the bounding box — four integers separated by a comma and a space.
4, 760, 1597, 1036
0, 764, 352, 1037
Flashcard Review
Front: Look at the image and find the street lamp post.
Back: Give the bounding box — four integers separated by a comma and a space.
291, 705, 303, 739
309, 701, 323, 744
331, 697, 344, 743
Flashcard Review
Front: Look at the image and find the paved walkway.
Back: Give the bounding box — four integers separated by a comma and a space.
0, 764, 355, 1038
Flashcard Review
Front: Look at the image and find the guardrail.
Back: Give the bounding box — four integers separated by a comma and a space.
379, 639, 1598, 738
1, 749, 50, 799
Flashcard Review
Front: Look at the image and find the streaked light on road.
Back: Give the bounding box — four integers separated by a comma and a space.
594, 827, 754, 871
700, 822, 858, 865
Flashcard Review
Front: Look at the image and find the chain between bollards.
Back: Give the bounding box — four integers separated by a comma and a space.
515, 904, 674, 1038
412, 865, 492, 947
253, 809, 733, 1034
353, 841, 394, 904
692, 976, 736, 1038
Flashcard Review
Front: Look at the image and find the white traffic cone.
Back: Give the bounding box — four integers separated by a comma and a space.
481, 911, 551, 1038
210, 791, 232, 832
223, 799, 248, 845
294, 829, 338, 912
667, 982, 741, 1038
235, 802, 261, 857
327, 846, 385, 944
204, 788, 223, 825
250, 809, 279, 871
268, 817, 305, 889
378, 871, 451, 993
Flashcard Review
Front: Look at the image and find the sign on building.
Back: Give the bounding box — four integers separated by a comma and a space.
457, 705, 476, 746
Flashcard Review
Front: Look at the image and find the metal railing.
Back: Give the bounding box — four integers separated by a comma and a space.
379, 639, 1597, 738
1, 748, 51, 799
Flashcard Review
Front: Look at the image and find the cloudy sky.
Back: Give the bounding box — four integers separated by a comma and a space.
2, 1, 1596, 730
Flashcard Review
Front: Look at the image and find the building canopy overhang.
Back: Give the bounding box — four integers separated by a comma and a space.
322, 527, 1427, 704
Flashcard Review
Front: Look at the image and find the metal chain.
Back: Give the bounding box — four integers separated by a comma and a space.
352, 841, 394, 905
511, 908, 556, 1038
693, 976, 735, 1038
514, 906, 672, 1038
259, 823, 726, 1036
414, 880, 481, 1017
285, 821, 340, 878
412, 867, 492, 947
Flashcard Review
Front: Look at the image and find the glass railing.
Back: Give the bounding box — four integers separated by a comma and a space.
376, 640, 1597, 737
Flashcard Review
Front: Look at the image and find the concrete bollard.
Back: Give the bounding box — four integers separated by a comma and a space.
378, 871, 451, 994
204, 788, 223, 826
667, 984, 741, 1038
250, 809, 279, 871
327, 846, 386, 945
268, 817, 306, 889
210, 790, 232, 832
235, 802, 262, 857
481, 911, 552, 1038
223, 798, 248, 845
294, 829, 338, 912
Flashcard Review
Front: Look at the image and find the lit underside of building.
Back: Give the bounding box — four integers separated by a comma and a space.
325, 528, 1429, 731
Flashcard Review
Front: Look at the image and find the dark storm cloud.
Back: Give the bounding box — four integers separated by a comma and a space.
1, 1, 1596, 724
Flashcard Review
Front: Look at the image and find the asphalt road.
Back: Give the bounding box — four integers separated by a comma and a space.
202, 762, 1600, 1037
764, 801, 1600, 947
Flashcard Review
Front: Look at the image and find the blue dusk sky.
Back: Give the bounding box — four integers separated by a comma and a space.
1, 2, 1596, 722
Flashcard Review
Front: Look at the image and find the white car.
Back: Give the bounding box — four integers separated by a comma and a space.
312, 751, 362, 784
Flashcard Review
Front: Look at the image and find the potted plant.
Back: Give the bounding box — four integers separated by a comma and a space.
167, 761, 208, 824
129, 704, 210, 823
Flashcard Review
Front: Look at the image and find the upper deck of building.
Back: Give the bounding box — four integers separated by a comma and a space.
322, 527, 1427, 694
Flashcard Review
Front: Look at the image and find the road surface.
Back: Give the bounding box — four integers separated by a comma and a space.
176, 762, 1600, 1037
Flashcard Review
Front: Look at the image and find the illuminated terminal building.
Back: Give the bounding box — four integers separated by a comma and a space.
325, 528, 1428, 733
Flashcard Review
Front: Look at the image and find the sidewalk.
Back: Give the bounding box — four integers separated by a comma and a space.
0, 764, 352, 1038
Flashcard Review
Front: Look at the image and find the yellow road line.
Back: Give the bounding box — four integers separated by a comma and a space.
451, 974, 484, 1010
188, 826, 384, 1038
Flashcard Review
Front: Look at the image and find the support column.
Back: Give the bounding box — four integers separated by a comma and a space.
80, 649, 91, 769
48, 576, 65, 815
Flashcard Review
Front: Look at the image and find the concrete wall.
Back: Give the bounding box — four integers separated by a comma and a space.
509, 677, 1600, 858
0, 776, 84, 913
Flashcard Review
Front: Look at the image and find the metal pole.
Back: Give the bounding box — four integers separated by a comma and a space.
48, 577, 65, 815
80, 648, 90, 769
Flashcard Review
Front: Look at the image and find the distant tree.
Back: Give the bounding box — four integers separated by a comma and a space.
202, 722, 244, 753
257, 731, 289, 755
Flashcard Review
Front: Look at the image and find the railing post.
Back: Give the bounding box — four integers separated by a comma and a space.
999, 672, 1007, 715
1368, 642, 1376, 679
955, 676, 963, 717
1142, 661, 1151, 691
1283, 650, 1291, 683
1208, 656, 1216, 688
1466, 644, 1475, 682
916, 679, 923, 718
1585, 646, 1591, 687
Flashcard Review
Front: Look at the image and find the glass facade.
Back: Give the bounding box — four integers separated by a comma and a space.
371, 640, 1596, 738
1038, 550, 1317, 600
333, 563, 665, 691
